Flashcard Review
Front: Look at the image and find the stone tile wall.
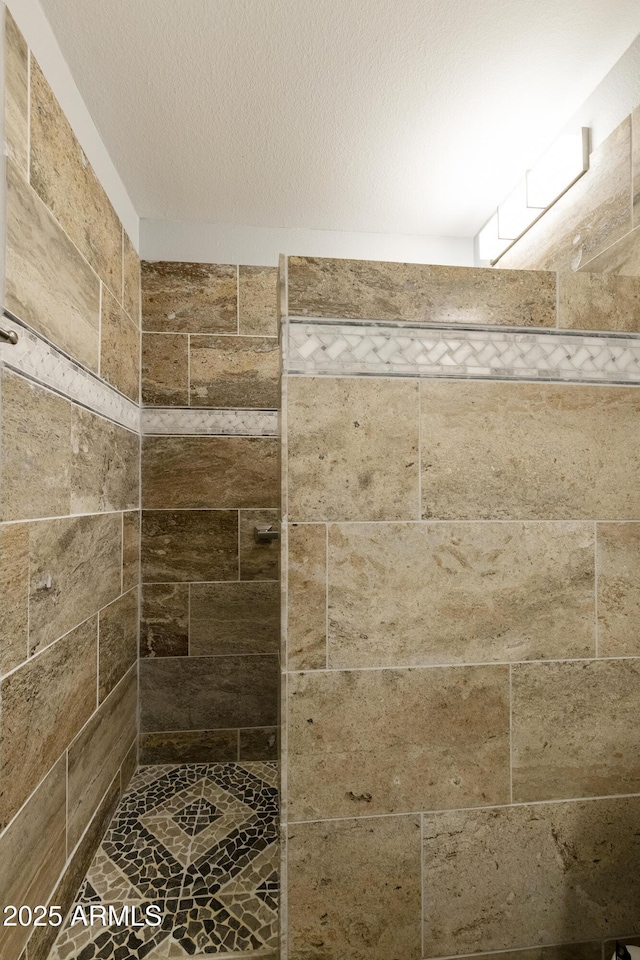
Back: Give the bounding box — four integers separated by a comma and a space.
0, 11, 140, 960
281, 256, 640, 960
139, 261, 280, 764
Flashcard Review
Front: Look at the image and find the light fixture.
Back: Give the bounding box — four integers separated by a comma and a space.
479, 127, 590, 265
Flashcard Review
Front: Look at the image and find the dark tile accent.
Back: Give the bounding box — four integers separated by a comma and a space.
190, 581, 280, 655
139, 730, 239, 764
140, 583, 189, 657
240, 728, 278, 761
141, 332, 188, 405
141, 261, 237, 333
141, 509, 238, 582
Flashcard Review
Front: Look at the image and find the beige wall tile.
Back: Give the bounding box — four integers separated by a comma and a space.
420, 381, 640, 520
633, 106, 640, 227
498, 118, 632, 272
141, 509, 238, 582
0, 757, 66, 960
139, 729, 238, 764
557, 272, 640, 331
5, 160, 100, 370
190, 335, 280, 408
328, 522, 595, 667
100, 285, 140, 402
29, 57, 123, 294
67, 666, 137, 849
239, 265, 278, 336
0, 523, 29, 675
141, 332, 189, 405
141, 261, 236, 333
29, 513, 122, 654
142, 436, 279, 509
71, 408, 139, 514
287, 815, 422, 960
98, 588, 138, 702
423, 797, 640, 955
140, 655, 278, 731
579, 223, 640, 274
287, 523, 327, 670
0, 617, 97, 829
121, 738, 138, 791
122, 510, 141, 593
26, 773, 120, 960
239, 509, 279, 580
190, 582, 279, 655
123, 230, 140, 324
597, 523, 640, 656
288, 256, 556, 327
140, 582, 189, 657
239, 727, 277, 761
476, 947, 602, 960
5, 11, 28, 174
288, 377, 419, 521
288, 665, 509, 820
0, 371, 71, 522
512, 660, 640, 801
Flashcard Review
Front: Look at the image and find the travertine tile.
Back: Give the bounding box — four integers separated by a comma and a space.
71, 407, 139, 513
420, 381, 640, 520
239, 509, 280, 580
190, 335, 280, 408
557, 271, 640, 332
239, 265, 279, 336
121, 738, 138, 790
141, 261, 237, 333
476, 947, 602, 960
633, 105, 640, 226
288, 377, 419, 521
29, 57, 122, 294
122, 510, 141, 593
0, 371, 71, 522
142, 436, 279, 508
597, 523, 640, 656
288, 523, 327, 670
0, 618, 97, 828
288, 665, 510, 820
0, 757, 66, 960
29, 513, 121, 654
26, 774, 120, 960
5, 10, 28, 173
98, 588, 138, 702
498, 119, 632, 272
140, 655, 278, 731
141, 509, 238, 582
0, 523, 29, 675
100, 285, 140, 402
5, 160, 100, 369
67, 666, 137, 849
140, 583, 189, 657
288, 256, 556, 327
287, 815, 422, 960
123, 230, 140, 324
141, 332, 189, 405
512, 660, 640, 801
190, 582, 280, 655
239, 727, 277, 761
139, 729, 238, 764
422, 797, 640, 955
580, 223, 640, 274
328, 522, 595, 667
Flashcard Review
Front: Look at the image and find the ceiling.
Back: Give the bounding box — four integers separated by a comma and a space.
39, 0, 640, 237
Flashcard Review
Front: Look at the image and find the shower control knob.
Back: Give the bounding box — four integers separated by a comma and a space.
254, 523, 279, 544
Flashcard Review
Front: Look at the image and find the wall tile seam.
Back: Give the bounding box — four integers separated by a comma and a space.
283, 519, 640, 525
0, 660, 137, 846
140, 579, 279, 586
140, 724, 279, 735
1, 507, 138, 528
139, 330, 280, 341
1, 318, 140, 433
0, 573, 134, 683
283, 789, 640, 825
9, 149, 130, 317
416, 939, 623, 960
283, 655, 640, 675
139, 653, 279, 661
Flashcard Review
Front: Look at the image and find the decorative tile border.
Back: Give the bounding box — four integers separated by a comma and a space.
287, 318, 640, 384
142, 408, 279, 436
0, 312, 139, 431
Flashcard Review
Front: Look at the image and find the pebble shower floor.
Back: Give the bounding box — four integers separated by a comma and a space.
49, 762, 279, 959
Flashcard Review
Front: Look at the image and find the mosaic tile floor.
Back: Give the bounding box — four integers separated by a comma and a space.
49, 762, 279, 959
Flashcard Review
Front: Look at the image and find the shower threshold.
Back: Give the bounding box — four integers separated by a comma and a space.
48, 761, 279, 959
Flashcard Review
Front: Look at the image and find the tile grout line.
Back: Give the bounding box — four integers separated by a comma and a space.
420, 812, 425, 960
594, 520, 599, 658
508, 664, 513, 804
325, 523, 329, 669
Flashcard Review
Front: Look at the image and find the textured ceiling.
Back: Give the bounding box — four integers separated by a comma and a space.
38, 0, 640, 236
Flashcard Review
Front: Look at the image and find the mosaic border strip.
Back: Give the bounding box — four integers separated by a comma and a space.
142, 408, 279, 436
287, 318, 640, 384
0, 313, 139, 431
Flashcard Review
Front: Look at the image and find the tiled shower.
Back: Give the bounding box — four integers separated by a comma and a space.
5, 4, 640, 960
